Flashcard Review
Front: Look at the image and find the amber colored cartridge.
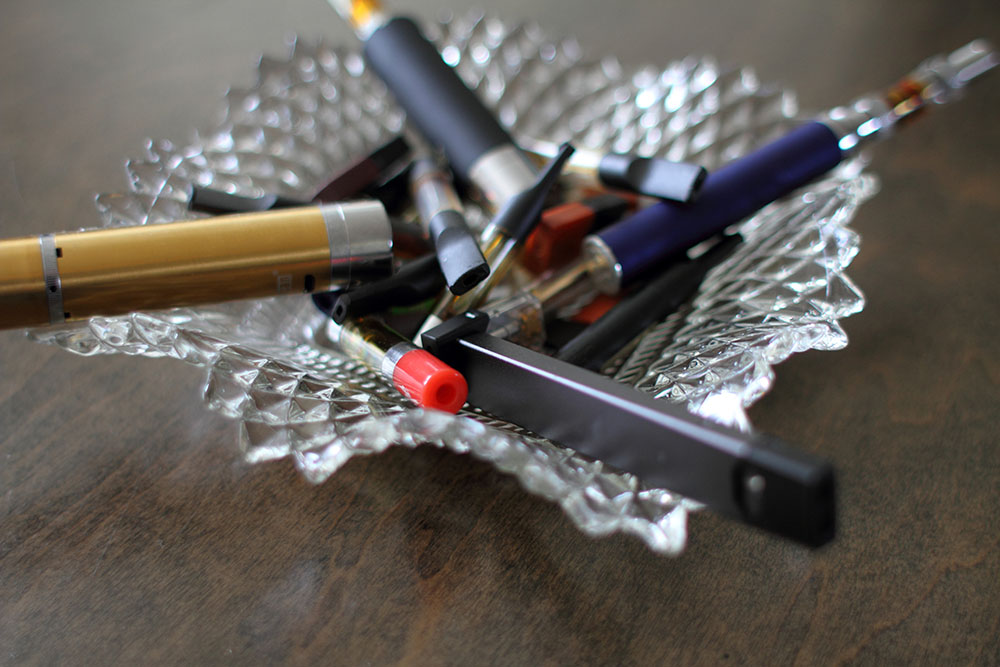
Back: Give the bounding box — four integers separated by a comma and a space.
0, 202, 393, 330
326, 315, 468, 412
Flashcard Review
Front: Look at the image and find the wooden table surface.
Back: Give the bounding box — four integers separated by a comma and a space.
2, 1, 998, 664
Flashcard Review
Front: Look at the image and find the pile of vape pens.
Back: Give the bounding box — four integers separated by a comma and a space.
20, 2, 987, 546
10, 8, 852, 547
193, 4, 843, 546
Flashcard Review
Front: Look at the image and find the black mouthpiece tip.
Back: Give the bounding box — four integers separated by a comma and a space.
688, 165, 709, 200
532, 142, 576, 193
331, 296, 351, 324
447, 262, 491, 295
597, 153, 708, 203
497, 142, 577, 242
435, 226, 490, 295
190, 187, 278, 214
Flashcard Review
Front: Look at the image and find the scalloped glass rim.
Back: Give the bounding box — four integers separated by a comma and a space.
28, 12, 876, 555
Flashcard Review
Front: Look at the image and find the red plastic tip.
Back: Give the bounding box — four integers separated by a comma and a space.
522, 202, 596, 274
571, 293, 622, 324
392, 349, 468, 413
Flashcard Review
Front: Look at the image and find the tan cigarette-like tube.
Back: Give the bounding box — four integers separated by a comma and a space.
0, 201, 393, 330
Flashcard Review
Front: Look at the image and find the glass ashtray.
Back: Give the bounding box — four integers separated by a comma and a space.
30, 11, 876, 555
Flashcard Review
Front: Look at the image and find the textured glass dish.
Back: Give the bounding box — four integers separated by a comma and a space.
30, 12, 875, 555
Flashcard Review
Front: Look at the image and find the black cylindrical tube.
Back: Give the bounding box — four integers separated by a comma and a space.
363, 17, 514, 178
325, 253, 444, 323
556, 235, 741, 369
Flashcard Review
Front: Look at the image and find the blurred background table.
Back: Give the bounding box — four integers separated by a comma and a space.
1, 1, 998, 663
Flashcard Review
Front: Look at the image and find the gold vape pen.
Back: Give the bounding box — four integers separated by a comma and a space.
0, 201, 393, 330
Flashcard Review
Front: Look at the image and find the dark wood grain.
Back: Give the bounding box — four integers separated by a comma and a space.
1, 1, 998, 664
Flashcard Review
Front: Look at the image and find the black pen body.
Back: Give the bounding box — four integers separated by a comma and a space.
423, 313, 836, 547
362, 16, 537, 206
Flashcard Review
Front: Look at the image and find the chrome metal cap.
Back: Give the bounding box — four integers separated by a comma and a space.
320, 200, 394, 286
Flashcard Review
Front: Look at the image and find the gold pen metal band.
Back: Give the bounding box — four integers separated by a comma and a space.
38, 234, 65, 325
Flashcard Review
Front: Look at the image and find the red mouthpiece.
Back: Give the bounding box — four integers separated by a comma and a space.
392, 349, 468, 413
